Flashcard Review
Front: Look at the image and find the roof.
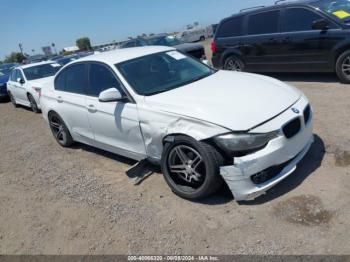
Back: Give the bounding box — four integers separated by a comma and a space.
233, 0, 318, 16
78, 46, 175, 64
19, 61, 57, 70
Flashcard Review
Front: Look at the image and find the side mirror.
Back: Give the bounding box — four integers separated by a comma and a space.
312, 19, 329, 31
98, 88, 126, 102
17, 78, 25, 84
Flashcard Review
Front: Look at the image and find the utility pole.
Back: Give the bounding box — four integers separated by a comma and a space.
19, 43, 24, 56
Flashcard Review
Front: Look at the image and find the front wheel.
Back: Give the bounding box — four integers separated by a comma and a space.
224, 56, 245, 72
161, 135, 224, 200
49, 112, 74, 147
27, 94, 40, 113
8, 92, 18, 108
336, 50, 350, 84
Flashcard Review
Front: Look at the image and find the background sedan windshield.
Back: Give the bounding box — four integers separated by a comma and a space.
23, 63, 62, 81
116, 51, 214, 96
147, 36, 183, 46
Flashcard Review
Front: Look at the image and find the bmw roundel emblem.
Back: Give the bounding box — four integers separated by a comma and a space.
292, 108, 300, 114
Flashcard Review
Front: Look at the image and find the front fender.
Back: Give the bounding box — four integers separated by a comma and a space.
137, 106, 229, 161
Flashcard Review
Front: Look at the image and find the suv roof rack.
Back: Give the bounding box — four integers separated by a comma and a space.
275, 0, 298, 5
239, 6, 265, 13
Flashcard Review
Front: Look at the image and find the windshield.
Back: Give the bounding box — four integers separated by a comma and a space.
147, 36, 183, 46
116, 51, 214, 96
0, 69, 11, 76
23, 63, 62, 80
311, 0, 350, 22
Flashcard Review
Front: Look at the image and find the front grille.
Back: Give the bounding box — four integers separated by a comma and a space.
187, 48, 205, 59
283, 118, 301, 139
303, 105, 311, 125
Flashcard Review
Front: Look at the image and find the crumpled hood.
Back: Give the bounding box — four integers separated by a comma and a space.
174, 42, 204, 52
30, 76, 54, 88
144, 71, 301, 131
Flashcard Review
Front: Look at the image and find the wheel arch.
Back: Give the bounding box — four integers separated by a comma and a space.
332, 42, 350, 67
221, 49, 245, 67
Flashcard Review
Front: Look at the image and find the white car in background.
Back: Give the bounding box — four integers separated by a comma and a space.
7, 61, 62, 113
40, 46, 314, 201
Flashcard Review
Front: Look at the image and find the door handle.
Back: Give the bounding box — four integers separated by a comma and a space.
86, 104, 97, 113
268, 38, 278, 44
57, 96, 63, 103
282, 37, 291, 43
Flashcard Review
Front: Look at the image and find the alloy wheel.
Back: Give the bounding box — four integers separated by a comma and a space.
167, 145, 206, 188
341, 56, 350, 80
225, 58, 243, 71
50, 116, 67, 144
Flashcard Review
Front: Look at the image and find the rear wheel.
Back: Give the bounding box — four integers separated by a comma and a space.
336, 50, 350, 84
161, 135, 224, 200
224, 56, 245, 71
8, 92, 18, 108
49, 112, 74, 147
27, 94, 39, 113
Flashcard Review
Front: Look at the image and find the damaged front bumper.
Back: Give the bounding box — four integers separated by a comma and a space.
220, 105, 314, 202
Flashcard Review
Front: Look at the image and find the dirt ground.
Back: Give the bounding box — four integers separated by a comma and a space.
0, 43, 350, 255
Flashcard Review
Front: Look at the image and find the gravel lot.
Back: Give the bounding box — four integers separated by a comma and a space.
0, 42, 350, 255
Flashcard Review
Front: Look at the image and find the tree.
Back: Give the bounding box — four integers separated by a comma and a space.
76, 37, 92, 51
4, 52, 26, 63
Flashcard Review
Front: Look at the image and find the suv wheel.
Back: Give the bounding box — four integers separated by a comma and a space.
49, 112, 74, 147
336, 50, 350, 84
224, 56, 245, 71
27, 94, 40, 113
8, 92, 18, 108
161, 135, 224, 200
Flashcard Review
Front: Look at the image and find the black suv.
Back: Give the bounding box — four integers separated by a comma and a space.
211, 0, 350, 83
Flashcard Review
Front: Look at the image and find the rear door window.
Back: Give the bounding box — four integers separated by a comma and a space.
216, 16, 244, 38
282, 8, 331, 32
54, 64, 87, 94
247, 10, 280, 35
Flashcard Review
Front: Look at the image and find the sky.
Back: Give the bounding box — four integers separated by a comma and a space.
1, 0, 276, 60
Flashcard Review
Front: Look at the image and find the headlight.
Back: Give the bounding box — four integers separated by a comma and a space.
213, 131, 280, 154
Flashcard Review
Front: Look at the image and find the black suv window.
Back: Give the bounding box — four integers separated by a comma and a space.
54, 64, 86, 94
282, 8, 325, 32
216, 15, 244, 38
248, 10, 280, 35
88, 63, 123, 97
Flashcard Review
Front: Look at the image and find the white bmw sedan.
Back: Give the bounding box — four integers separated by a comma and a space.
7, 61, 62, 113
40, 46, 314, 201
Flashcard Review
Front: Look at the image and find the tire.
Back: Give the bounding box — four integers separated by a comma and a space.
336, 50, 350, 84
27, 94, 40, 113
8, 92, 18, 108
48, 112, 74, 147
161, 135, 224, 200
224, 56, 245, 72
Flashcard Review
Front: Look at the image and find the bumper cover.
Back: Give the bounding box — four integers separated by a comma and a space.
220, 104, 314, 201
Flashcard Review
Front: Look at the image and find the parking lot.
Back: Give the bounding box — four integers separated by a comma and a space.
0, 41, 350, 255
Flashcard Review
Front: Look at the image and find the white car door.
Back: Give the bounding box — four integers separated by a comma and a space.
54, 63, 94, 144
16, 69, 29, 103
85, 63, 146, 160
8, 69, 27, 104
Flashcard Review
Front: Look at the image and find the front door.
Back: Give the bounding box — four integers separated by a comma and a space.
85, 63, 146, 160
278, 7, 341, 71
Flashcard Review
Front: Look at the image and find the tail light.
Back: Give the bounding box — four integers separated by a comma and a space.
211, 41, 217, 54
32, 87, 41, 98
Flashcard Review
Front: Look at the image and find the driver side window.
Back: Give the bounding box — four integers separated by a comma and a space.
88, 63, 123, 97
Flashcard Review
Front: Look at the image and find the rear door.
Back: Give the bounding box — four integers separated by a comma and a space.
279, 7, 341, 71
53, 63, 94, 144
241, 9, 284, 72
85, 62, 146, 160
